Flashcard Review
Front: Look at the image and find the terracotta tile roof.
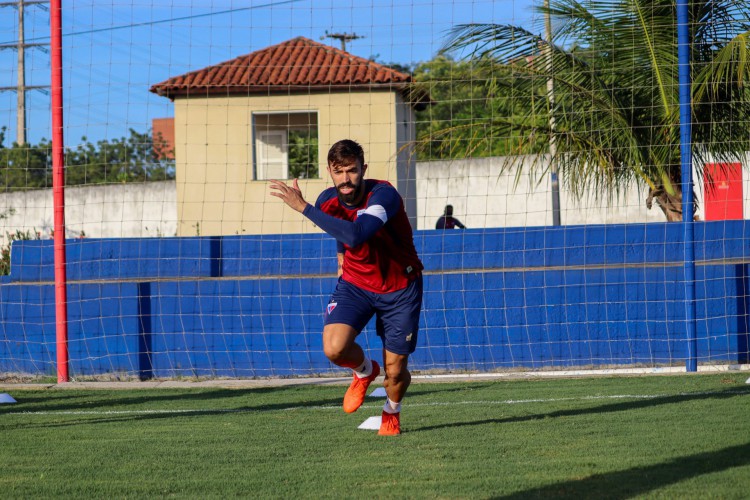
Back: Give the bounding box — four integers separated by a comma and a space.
150, 37, 427, 107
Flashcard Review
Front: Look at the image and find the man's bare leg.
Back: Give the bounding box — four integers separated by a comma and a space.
379, 349, 410, 435
324, 323, 380, 413
323, 323, 363, 369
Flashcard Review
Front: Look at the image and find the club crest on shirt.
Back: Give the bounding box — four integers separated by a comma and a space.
326, 302, 337, 315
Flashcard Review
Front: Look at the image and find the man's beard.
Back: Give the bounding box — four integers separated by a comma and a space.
337, 181, 364, 205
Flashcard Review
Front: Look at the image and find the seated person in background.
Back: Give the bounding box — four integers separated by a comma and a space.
435, 205, 466, 230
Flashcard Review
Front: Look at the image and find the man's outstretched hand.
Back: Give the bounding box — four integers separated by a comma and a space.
269, 179, 309, 213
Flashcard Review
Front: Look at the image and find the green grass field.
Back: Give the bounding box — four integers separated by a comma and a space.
2, 372, 750, 499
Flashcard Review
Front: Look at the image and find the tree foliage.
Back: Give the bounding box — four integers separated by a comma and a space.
412, 55, 543, 160
0, 127, 175, 192
418, 0, 750, 221
288, 129, 319, 179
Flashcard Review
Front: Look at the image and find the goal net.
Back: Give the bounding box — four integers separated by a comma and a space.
1, 0, 749, 380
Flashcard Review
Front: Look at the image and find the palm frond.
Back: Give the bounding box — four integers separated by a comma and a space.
416, 0, 750, 219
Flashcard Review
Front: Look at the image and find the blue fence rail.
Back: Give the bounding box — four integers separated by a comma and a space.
1, 221, 748, 378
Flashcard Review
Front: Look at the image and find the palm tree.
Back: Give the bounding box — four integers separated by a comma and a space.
424, 0, 750, 221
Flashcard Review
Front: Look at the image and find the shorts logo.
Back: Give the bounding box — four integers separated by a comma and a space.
327, 302, 338, 315
406, 332, 413, 342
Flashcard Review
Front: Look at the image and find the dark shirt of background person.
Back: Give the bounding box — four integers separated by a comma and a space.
436, 205, 465, 230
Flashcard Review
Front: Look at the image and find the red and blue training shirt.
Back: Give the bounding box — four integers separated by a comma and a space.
302, 179, 423, 294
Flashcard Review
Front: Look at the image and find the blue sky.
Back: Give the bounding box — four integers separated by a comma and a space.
0, 0, 538, 145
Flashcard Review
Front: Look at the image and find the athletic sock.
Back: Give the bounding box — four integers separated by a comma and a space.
353, 357, 373, 379
383, 398, 401, 414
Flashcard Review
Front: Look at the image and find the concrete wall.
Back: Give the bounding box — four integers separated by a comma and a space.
0, 181, 176, 245
416, 156, 657, 229
2, 156, 748, 245
416, 156, 750, 230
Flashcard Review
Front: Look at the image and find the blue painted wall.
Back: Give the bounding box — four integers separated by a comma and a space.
1, 221, 748, 378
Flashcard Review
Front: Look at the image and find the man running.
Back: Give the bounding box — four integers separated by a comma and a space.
269, 139, 423, 436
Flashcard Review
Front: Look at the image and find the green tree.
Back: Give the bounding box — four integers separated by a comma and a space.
430, 0, 750, 221
65, 128, 175, 185
0, 127, 175, 192
288, 129, 319, 179
0, 127, 52, 191
412, 55, 539, 160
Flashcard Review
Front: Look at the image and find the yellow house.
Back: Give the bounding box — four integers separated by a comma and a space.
150, 36, 428, 236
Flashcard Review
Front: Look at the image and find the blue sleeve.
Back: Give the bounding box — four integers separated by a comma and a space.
368, 184, 402, 220
302, 205, 384, 248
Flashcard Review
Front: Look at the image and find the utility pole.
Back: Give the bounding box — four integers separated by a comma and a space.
543, 0, 561, 226
0, 0, 49, 145
320, 31, 364, 52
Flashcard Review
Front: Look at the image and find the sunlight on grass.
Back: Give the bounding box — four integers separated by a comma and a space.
2, 373, 750, 498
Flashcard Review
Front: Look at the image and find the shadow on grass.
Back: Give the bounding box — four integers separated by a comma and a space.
0, 394, 347, 431
3, 380, 494, 415
413, 386, 750, 432
1, 379, 471, 429
493, 441, 750, 499
6, 384, 749, 433
2, 385, 337, 413
0, 386, 351, 431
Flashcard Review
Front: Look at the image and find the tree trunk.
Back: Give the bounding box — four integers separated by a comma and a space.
646, 185, 683, 222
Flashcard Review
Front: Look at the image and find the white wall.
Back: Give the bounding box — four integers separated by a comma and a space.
415, 156, 669, 230
2, 157, 748, 245
0, 181, 177, 244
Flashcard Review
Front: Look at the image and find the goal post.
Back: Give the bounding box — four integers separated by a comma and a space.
50, 0, 68, 383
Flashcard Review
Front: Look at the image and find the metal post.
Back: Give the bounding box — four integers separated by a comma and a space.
544, 0, 561, 226
16, 0, 26, 145
677, 0, 698, 372
50, 0, 68, 382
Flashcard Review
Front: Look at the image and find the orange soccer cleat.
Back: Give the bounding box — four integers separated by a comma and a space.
342, 360, 380, 413
378, 411, 400, 436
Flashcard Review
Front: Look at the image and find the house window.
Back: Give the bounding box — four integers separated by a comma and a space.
256, 130, 287, 180
253, 111, 319, 180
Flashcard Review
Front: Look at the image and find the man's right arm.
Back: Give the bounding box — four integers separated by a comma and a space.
303, 204, 384, 248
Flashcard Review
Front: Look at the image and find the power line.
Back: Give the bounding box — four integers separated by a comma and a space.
0, 0, 306, 45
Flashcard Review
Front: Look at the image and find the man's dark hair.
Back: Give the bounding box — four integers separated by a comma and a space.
444, 205, 453, 216
328, 139, 365, 167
